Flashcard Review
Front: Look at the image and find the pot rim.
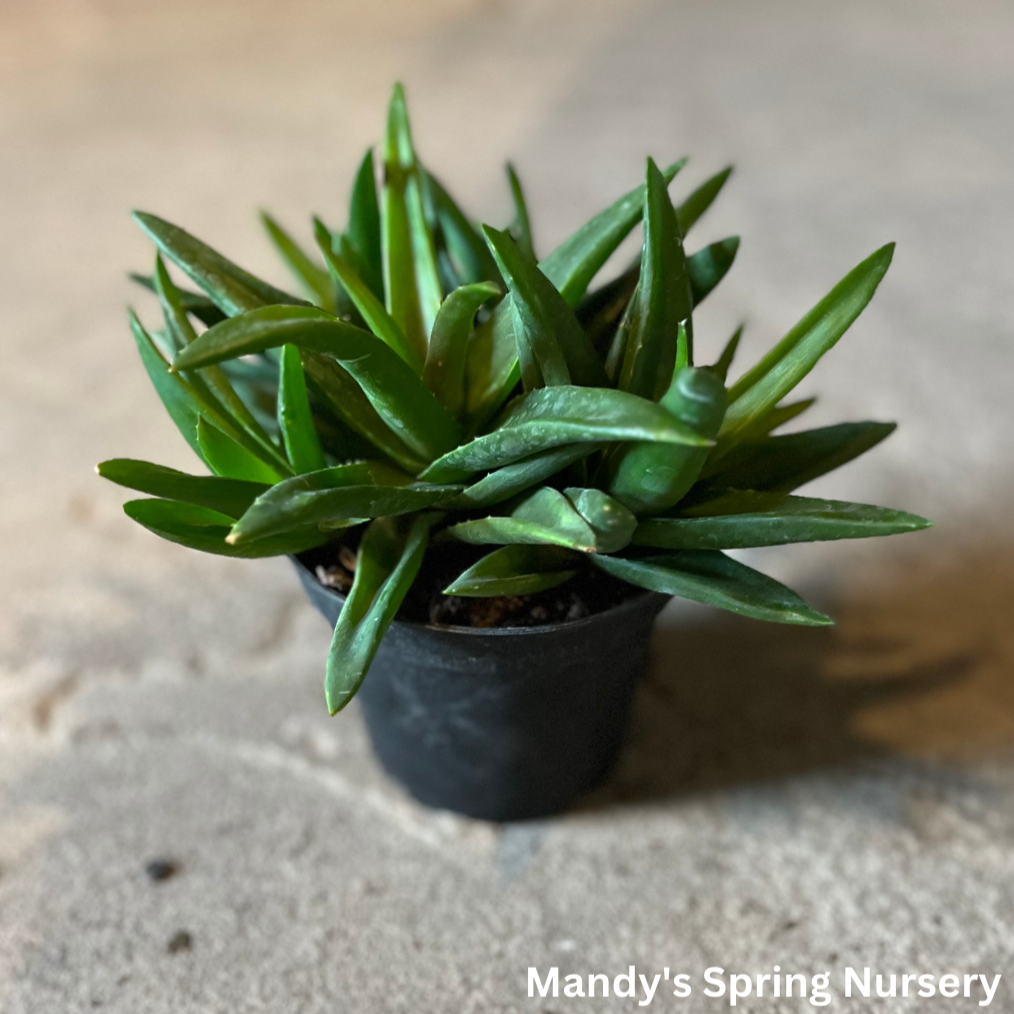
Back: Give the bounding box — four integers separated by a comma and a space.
291, 553, 667, 639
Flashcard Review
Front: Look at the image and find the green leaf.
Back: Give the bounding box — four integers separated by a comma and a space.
132, 212, 305, 316
420, 169, 503, 287
692, 421, 897, 498
632, 492, 932, 550
380, 83, 440, 363
687, 236, 740, 306
97, 459, 269, 518
171, 306, 461, 464
462, 306, 522, 426
129, 309, 206, 464
314, 220, 423, 373
506, 162, 535, 259
619, 157, 694, 399
229, 461, 459, 543
539, 157, 686, 307
326, 513, 440, 713
443, 487, 598, 552
710, 324, 743, 383
301, 352, 427, 474
347, 148, 384, 299
153, 256, 291, 474
722, 244, 895, 442
591, 550, 831, 626
129, 273, 226, 327
575, 263, 640, 355
421, 385, 711, 483
423, 281, 501, 416
124, 499, 328, 558
605, 367, 727, 514
260, 212, 335, 311
197, 417, 283, 484
564, 487, 637, 553
483, 225, 607, 388
704, 398, 816, 469
675, 166, 733, 235
450, 444, 591, 509
444, 545, 578, 597
277, 343, 326, 473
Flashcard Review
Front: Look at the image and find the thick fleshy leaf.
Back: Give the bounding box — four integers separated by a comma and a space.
710, 324, 743, 382
420, 169, 503, 287
450, 444, 591, 509
564, 487, 637, 553
619, 157, 694, 399
693, 421, 897, 498
97, 459, 268, 518
539, 158, 686, 307
347, 148, 384, 299
462, 305, 522, 426
705, 398, 816, 468
277, 343, 326, 473
444, 545, 579, 597
130, 273, 226, 327
326, 513, 439, 714
315, 221, 422, 372
687, 236, 740, 306
197, 417, 283, 483
506, 163, 534, 259
171, 306, 460, 463
633, 492, 932, 550
423, 281, 501, 416
675, 166, 733, 235
606, 366, 727, 514
380, 84, 441, 361
575, 263, 640, 355
483, 225, 607, 388
229, 461, 459, 544
591, 550, 831, 625
722, 245, 895, 442
132, 212, 305, 316
153, 256, 290, 474
124, 499, 328, 558
301, 352, 427, 473
443, 487, 598, 551
422, 385, 711, 483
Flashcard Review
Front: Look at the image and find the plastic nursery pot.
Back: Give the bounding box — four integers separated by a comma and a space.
292, 554, 667, 822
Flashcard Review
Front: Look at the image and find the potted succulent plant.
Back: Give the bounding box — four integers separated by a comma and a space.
98, 84, 930, 820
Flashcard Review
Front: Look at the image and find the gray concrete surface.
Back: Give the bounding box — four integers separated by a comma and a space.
2, 1, 1014, 1011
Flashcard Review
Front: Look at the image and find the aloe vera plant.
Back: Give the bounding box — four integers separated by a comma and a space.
100, 84, 930, 715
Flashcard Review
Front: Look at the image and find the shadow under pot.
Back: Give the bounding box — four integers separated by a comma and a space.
292, 555, 667, 822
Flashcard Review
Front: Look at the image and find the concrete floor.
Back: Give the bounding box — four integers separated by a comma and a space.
2, 0, 1014, 1010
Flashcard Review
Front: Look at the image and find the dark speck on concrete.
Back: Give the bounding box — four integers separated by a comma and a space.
167, 930, 192, 954
145, 859, 179, 882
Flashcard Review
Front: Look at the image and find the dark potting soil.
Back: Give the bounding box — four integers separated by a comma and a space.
299, 540, 644, 630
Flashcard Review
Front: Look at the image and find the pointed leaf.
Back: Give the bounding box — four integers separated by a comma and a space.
197, 417, 283, 483
675, 166, 733, 235
619, 157, 694, 398
129, 273, 226, 327
277, 343, 326, 473
171, 306, 461, 463
261, 212, 335, 311
506, 162, 534, 259
710, 324, 743, 382
421, 385, 711, 483
564, 487, 637, 553
722, 244, 895, 441
444, 545, 578, 597
633, 492, 932, 550
97, 459, 269, 518
450, 444, 591, 509
423, 281, 500, 416
592, 550, 831, 625
347, 148, 384, 298
693, 421, 897, 498
483, 225, 607, 387
124, 499, 328, 558
687, 236, 740, 306
132, 212, 305, 316
326, 513, 439, 713
540, 158, 686, 307
229, 461, 459, 543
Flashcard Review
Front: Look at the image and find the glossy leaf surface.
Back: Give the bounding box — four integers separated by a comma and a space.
277, 343, 326, 473
444, 545, 578, 597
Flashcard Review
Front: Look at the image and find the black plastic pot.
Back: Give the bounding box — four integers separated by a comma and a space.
293, 555, 667, 821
